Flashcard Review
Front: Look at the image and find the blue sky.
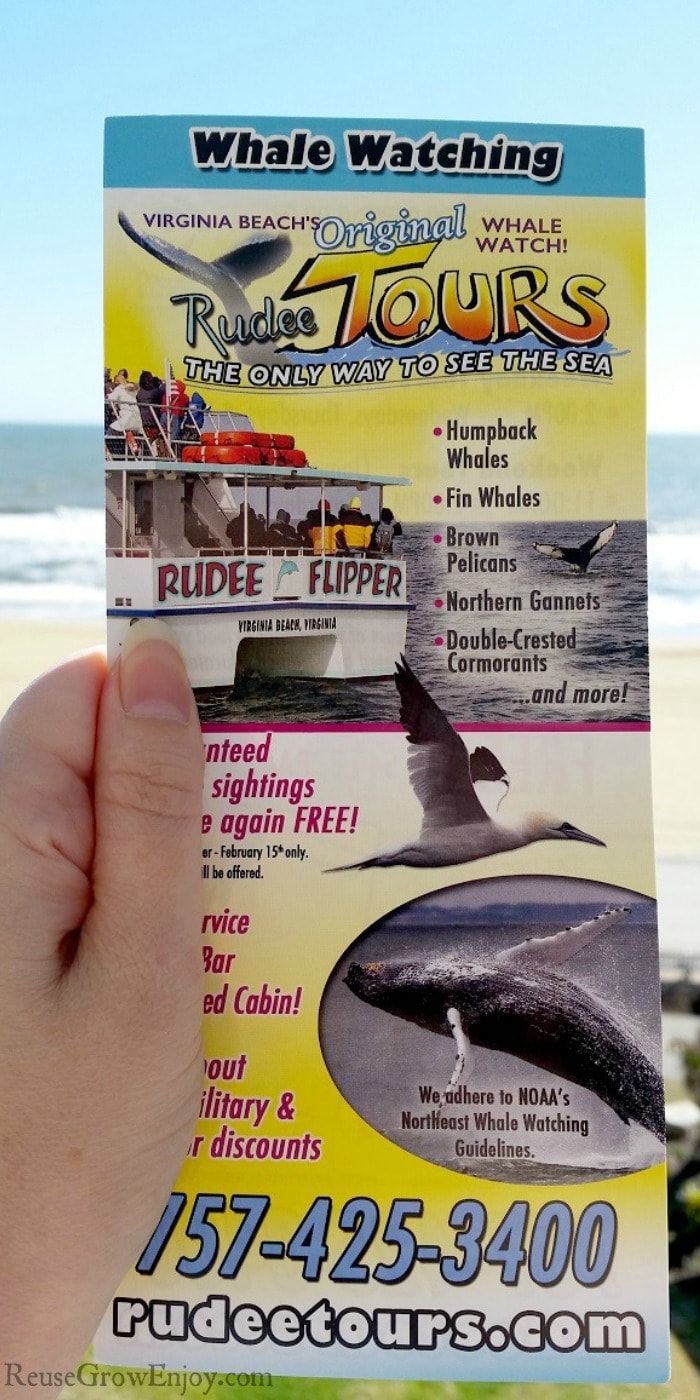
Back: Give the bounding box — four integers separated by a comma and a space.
1, 0, 699, 430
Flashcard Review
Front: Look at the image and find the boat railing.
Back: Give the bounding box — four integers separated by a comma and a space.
105, 401, 406, 562
104, 400, 178, 460
107, 540, 402, 561
104, 401, 259, 461
196, 545, 316, 557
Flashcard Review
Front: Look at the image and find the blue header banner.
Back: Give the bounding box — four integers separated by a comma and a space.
105, 116, 644, 198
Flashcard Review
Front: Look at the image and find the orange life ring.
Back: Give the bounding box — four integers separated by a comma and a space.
204, 445, 263, 464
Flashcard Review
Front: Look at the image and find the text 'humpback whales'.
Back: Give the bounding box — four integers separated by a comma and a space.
330, 657, 605, 870
533, 521, 618, 572
118, 211, 292, 368
344, 905, 665, 1141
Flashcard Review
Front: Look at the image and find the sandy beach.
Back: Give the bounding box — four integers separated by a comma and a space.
0, 619, 104, 719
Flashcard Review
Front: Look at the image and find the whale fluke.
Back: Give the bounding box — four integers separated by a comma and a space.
117, 211, 292, 368
533, 521, 618, 573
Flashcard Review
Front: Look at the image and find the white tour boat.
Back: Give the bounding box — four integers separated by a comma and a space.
105, 413, 412, 688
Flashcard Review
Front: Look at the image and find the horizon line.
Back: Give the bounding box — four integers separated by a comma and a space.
1, 420, 699, 439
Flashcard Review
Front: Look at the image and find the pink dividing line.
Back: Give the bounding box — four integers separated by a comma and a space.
202, 722, 650, 734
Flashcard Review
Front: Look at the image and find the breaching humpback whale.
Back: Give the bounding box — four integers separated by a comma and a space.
330, 658, 605, 870
117, 212, 292, 369
344, 905, 665, 1141
533, 521, 618, 572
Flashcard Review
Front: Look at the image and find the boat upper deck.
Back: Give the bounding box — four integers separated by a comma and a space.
106, 462, 411, 489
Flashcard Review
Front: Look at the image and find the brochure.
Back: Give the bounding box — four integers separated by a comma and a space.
100, 115, 669, 1383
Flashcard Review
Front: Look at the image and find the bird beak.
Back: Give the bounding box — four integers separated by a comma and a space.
561, 822, 606, 847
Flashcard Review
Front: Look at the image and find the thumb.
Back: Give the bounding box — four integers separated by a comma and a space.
84, 620, 204, 1001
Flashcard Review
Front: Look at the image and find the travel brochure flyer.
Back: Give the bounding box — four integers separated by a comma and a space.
100, 115, 669, 1382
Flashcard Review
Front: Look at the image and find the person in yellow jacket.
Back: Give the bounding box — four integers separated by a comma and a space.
338, 495, 373, 554
308, 499, 343, 554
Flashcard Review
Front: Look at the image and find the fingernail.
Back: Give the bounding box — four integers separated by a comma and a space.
119, 620, 193, 723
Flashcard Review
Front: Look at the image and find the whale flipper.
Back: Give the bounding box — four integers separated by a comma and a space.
441, 1006, 474, 1103
495, 905, 631, 971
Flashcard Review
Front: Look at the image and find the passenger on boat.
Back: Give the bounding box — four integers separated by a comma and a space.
267, 509, 298, 551
137, 371, 163, 422
297, 511, 314, 550
137, 371, 165, 452
161, 378, 190, 446
104, 371, 118, 453
107, 371, 143, 455
181, 391, 208, 442
104, 368, 115, 432
108, 370, 142, 430
226, 504, 267, 550
371, 506, 403, 555
338, 496, 373, 554
308, 499, 342, 554
188, 392, 208, 430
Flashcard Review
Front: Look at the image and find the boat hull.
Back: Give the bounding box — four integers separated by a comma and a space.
107, 600, 411, 686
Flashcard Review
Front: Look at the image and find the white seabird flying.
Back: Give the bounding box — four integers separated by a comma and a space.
331, 657, 605, 870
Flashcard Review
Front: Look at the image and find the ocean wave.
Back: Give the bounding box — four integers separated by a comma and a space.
0, 504, 73, 517
0, 507, 105, 619
0, 580, 106, 621
648, 516, 700, 536
649, 591, 700, 636
641, 529, 700, 635
0, 505, 103, 538
647, 531, 700, 594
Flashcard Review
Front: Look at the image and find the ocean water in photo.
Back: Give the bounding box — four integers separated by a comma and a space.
1, 423, 695, 632
0, 424, 104, 620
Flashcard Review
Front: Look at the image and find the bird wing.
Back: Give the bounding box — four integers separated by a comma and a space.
395, 658, 490, 831
583, 521, 618, 557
